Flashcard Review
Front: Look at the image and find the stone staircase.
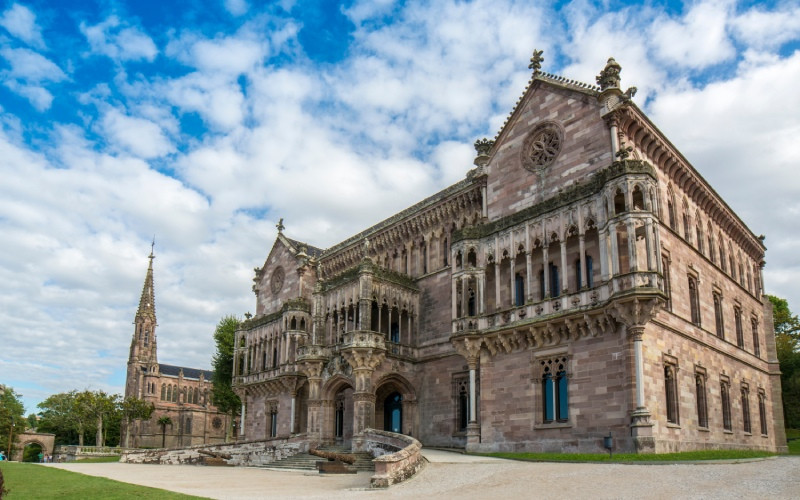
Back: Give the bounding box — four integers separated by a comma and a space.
266, 445, 375, 472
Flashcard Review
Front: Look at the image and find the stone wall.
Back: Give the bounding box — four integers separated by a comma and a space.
120, 435, 309, 466
359, 429, 425, 488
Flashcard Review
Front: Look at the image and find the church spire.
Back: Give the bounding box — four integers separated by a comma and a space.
137, 240, 157, 322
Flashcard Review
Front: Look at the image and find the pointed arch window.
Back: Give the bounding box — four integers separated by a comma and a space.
688, 276, 701, 326
713, 293, 724, 339
665, 364, 679, 424
695, 372, 708, 428
752, 318, 760, 358
742, 386, 751, 434
721, 380, 732, 431
541, 357, 569, 423
758, 391, 768, 435
735, 307, 744, 348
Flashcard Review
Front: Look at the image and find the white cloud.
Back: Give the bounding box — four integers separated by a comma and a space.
730, 5, 800, 50
0, 3, 45, 48
0, 47, 66, 82
4, 80, 54, 110
650, 0, 736, 69
224, 0, 250, 17
81, 16, 158, 62
100, 108, 174, 158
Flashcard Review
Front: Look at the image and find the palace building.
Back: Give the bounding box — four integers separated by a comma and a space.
232, 54, 787, 453
123, 248, 232, 448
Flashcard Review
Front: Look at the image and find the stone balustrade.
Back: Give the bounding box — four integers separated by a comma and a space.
358, 428, 425, 488
120, 435, 309, 466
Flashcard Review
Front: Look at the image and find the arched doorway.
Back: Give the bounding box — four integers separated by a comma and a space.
383, 392, 402, 433
22, 442, 43, 462
322, 376, 355, 446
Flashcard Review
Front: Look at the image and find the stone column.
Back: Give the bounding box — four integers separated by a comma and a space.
452, 278, 458, 320
341, 346, 385, 452
494, 262, 501, 307
526, 251, 533, 301
290, 393, 296, 434
609, 225, 619, 276
627, 219, 638, 272
240, 398, 247, 440
599, 229, 610, 281
462, 277, 469, 316
560, 240, 568, 293
510, 258, 516, 306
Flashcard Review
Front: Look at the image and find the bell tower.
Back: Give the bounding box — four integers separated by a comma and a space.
125, 243, 160, 399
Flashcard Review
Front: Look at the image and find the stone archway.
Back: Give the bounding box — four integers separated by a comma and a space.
320, 375, 355, 446
11, 432, 55, 462
374, 373, 418, 437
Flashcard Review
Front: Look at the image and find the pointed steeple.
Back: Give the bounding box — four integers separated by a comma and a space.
137, 241, 157, 322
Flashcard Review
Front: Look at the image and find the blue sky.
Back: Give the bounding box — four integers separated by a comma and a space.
1, 0, 799, 413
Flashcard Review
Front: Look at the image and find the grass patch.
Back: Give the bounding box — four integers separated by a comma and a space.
786, 428, 800, 455
474, 449, 776, 462
0, 462, 207, 499
75, 456, 123, 463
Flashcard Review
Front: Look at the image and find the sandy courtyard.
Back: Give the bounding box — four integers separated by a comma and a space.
48, 451, 800, 500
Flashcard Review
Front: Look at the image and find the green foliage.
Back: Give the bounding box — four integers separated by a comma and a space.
0, 387, 26, 457
21, 443, 43, 463
211, 316, 241, 419
0, 462, 203, 499
767, 295, 800, 428
157, 416, 172, 448
25, 414, 38, 431
476, 449, 776, 462
37, 391, 90, 446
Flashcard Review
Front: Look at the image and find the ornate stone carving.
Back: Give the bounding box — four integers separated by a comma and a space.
270, 267, 285, 295
596, 57, 621, 91
521, 123, 563, 172
528, 49, 544, 74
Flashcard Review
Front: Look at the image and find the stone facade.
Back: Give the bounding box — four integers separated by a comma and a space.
122, 249, 232, 448
233, 54, 787, 454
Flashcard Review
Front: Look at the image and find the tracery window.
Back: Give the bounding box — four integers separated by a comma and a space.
453, 376, 470, 433
522, 123, 563, 172
741, 386, 751, 434
721, 380, 732, 431
541, 357, 569, 423
695, 372, 708, 428
696, 220, 704, 254
665, 364, 679, 424
713, 293, 724, 339
688, 276, 701, 326
161, 384, 166, 400
719, 242, 726, 272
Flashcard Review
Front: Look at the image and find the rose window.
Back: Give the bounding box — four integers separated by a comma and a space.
522, 125, 562, 171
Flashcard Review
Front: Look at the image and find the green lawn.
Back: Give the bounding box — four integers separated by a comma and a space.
786, 428, 800, 455
75, 456, 123, 463
0, 462, 207, 499
474, 449, 776, 462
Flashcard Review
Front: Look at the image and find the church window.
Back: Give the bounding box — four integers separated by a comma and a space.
514, 274, 524, 306
688, 276, 700, 326
721, 380, 732, 431
735, 307, 744, 348
541, 357, 568, 423
741, 386, 751, 434
752, 318, 760, 357
758, 391, 768, 435
453, 376, 470, 433
161, 384, 166, 400
166, 385, 172, 402
270, 408, 278, 437
273, 348, 278, 369
719, 243, 726, 272
185, 416, 192, 434
665, 364, 679, 425
682, 209, 690, 242
708, 224, 715, 264
521, 123, 563, 172
270, 267, 285, 295
172, 385, 178, 403
695, 371, 708, 428
729, 255, 736, 280
667, 200, 676, 230
713, 293, 724, 339
696, 221, 704, 254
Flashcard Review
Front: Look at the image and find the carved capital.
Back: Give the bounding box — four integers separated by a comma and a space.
451, 336, 482, 366
608, 297, 662, 330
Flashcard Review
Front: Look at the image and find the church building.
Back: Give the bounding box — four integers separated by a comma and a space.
232, 53, 787, 454
123, 248, 232, 448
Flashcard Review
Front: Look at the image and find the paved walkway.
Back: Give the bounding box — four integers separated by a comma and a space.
48, 451, 800, 499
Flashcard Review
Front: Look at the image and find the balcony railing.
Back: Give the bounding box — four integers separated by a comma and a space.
453, 271, 663, 332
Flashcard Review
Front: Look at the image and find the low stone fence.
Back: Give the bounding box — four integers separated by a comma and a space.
120, 435, 309, 466
54, 445, 131, 462
359, 429, 425, 488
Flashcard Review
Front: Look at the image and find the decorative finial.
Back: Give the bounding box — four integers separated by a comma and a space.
276, 218, 285, 233
149, 236, 155, 260
596, 57, 622, 91
616, 144, 633, 161
474, 138, 494, 156
244, 312, 252, 319
528, 49, 544, 74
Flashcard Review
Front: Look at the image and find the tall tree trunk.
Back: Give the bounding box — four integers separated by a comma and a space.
161, 426, 166, 448
78, 424, 84, 446
96, 416, 103, 447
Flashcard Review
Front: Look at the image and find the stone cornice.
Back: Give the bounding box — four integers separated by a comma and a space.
615, 104, 765, 259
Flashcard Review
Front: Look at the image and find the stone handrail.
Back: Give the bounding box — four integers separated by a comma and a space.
359, 428, 425, 488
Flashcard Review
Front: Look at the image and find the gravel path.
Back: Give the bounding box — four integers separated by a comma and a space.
48, 453, 800, 499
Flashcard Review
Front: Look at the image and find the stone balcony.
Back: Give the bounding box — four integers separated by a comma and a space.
453, 270, 663, 334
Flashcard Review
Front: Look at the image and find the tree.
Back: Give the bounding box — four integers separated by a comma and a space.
211, 315, 241, 440
0, 387, 26, 458
767, 295, 800, 428
157, 416, 172, 448
120, 397, 154, 448
26, 413, 38, 430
